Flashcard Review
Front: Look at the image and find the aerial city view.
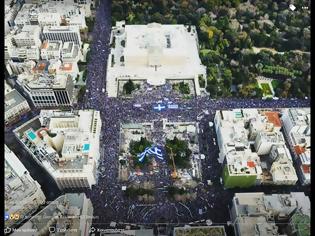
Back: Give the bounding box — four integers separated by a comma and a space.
4, 0, 310, 235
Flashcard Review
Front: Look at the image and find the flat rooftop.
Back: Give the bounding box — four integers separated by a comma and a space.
5, 89, 28, 112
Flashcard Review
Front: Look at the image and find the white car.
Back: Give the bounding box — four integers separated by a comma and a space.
273, 97, 279, 100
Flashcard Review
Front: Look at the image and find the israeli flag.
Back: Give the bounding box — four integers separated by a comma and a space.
137, 145, 164, 162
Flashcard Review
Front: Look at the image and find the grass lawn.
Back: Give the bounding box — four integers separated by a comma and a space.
260, 82, 273, 96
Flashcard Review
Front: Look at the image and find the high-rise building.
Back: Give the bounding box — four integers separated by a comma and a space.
5, 145, 46, 229
16, 62, 74, 108
13, 109, 102, 190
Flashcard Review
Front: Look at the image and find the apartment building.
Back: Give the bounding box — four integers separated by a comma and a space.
40, 40, 62, 60
12, 25, 41, 48
5, 89, 31, 126
215, 109, 298, 188
5, 145, 46, 229
16, 61, 74, 108
13, 109, 102, 190
281, 108, 311, 185
13, 193, 93, 236
230, 192, 310, 236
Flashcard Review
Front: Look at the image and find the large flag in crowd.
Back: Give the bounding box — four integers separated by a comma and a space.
137, 145, 164, 162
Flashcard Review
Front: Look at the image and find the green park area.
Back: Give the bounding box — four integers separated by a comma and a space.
260, 82, 273, 96
172, 82, 190, 95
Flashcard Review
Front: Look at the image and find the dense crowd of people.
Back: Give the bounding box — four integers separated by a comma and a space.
77, 0, 310, 229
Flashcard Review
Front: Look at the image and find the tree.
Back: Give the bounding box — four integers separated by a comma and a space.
166, 137, 192, 169
123, 79, 136, 95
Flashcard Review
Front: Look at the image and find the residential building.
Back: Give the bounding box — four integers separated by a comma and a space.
14, 4, 37, 27
5, 145, 46, 229
5, 89, 31, 125
6, 60, 37, 76
42, 26, 82, 45
281, 108, 311, 185
40, 40, 63, 60
230, 192, 310, 236
16, 61, 74, 108
254, 131, 285, 155
269, 145, 298, 185
38, 12, 62, 27
61, 41, 82, 62
13, 109, 102, 190
215, 108, 298, 188
5, 34, 15, 62
5, 0, 21, 35
223, 149, 262, 188
13, 193, 93, 236
14, 2, 87, 29
46, 59, 79, 79
8, 46, 40, 61
40, 40, 81, 62
12, 25, 41, 48
174, 226, 227, 236
106, 21, 207, 97
5, 80, 13, 95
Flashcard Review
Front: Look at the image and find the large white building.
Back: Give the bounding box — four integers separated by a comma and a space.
42, 25, 82, 45
6, 60, 36, 76
281, 108, 311, 185
269, 145, 298, 185
8, 46, 40, 61
14, 2, 87, 29
5, 0, 21, 35
5, 88, 31, 125
40, 40, 82, 62
12, 25, 42, 48
215, 108, 298, 186
13, 109, 102, 190
106, 21, 207, 97
40, 40, 63, 60
5, 145, 46, 229
13, 193, 93, 236
254, 131, 285, 155
230, 192, 310, 236
16, 60, 75, 108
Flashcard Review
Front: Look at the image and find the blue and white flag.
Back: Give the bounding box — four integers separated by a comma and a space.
137, 145, 164, 162
153, 104, 166, 112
